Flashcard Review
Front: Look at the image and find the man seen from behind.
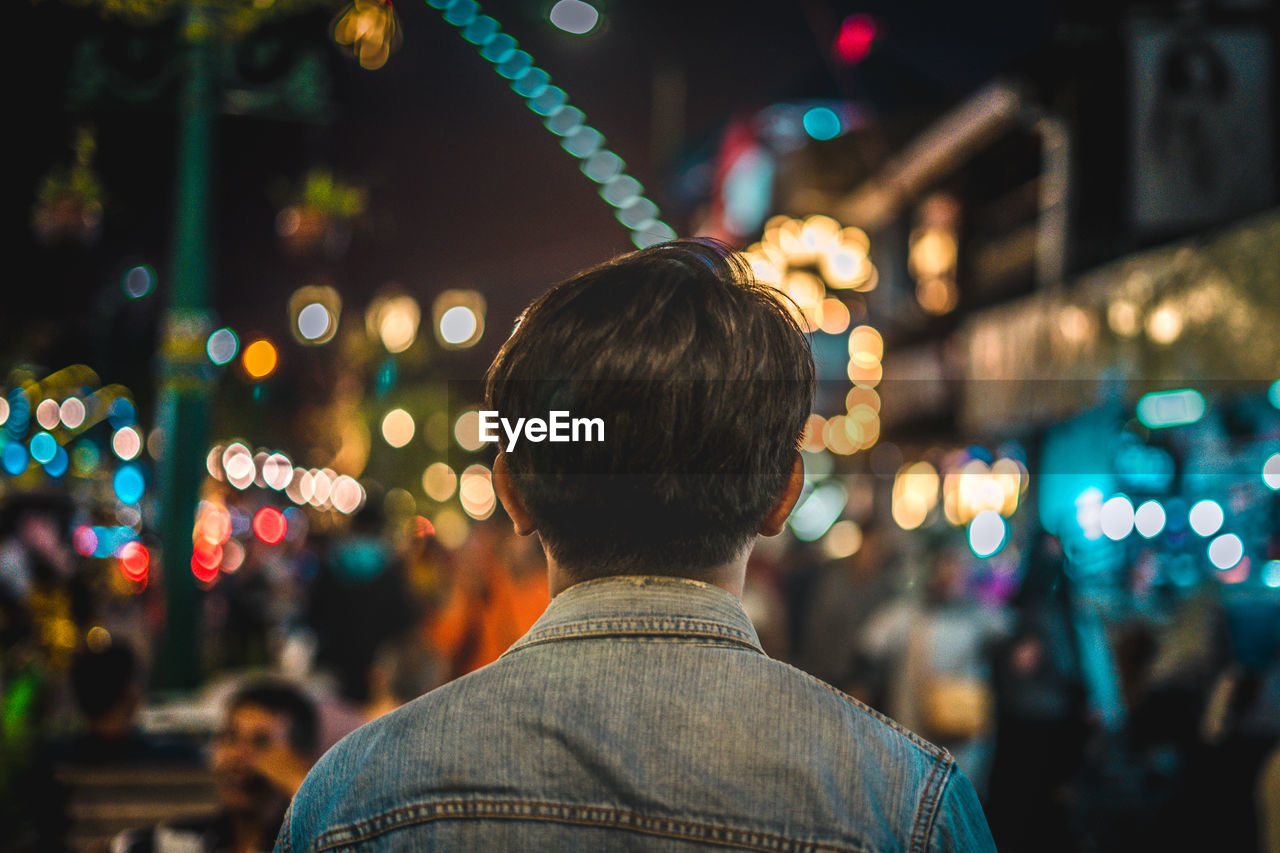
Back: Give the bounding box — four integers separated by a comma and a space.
280, 240, 996, 852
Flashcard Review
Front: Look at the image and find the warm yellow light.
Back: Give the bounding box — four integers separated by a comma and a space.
433, 507, 469, 549
242, 339, 278, 379
909, 228, 957, 279
892, 461, 940, 530
819, 298, 851, 335
823, 415, 856, 455
1108, 300, 1140, 337
454, 410, 483, 452
801, 414, 826, 453
917, 277, 958, 315
379, 297, 420, 353
845, 387, 881, 413
459, 464, 496, 520
381, 408, 416, 448
422, 462, 458, 502
822, 520, 863, 560
847, 359, 883, 387
1147, 304, 1183, 344
332, 0, 402, 70
847, 325, 884, 361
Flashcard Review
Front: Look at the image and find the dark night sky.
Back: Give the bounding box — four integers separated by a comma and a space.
9, 0, 1060, 419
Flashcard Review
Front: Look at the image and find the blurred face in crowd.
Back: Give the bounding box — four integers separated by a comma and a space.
211, 702, 296, 815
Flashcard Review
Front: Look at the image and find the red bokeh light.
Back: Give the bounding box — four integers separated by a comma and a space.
118, 541, 149, 581
834, 14, 877, 65
413, 515, 435, 538
253, 506, 287, 545
192, 540, 222, 582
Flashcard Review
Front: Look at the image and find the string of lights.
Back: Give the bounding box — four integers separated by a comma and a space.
425, 0, 677, 249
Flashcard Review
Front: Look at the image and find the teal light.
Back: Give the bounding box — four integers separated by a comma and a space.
2, 443, 28, 476
114, 463, 146, 505
44, 446, 69, 478
1136, 388, 1206, 429
1268, 379, 1280, 410
429, 0, 674, 248
802, 106, 842, 141
29, 432, 57, 464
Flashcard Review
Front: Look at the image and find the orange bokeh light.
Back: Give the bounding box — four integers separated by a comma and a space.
242, 339, 279, 379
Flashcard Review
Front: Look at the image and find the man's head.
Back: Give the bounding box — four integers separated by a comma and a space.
211, 678, 318, 816
69, 640, 140, 734
486, 239, 814, 585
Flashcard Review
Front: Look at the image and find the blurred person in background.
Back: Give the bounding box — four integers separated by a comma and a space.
15, 638, 201, 851
985, 532, 1090, 852
796, 520, 896, 703
304, 498, 415, 709
860, 533, 1011, 799
113, 677, 318, 853
424, 519, 549, 679
280, 240, 994, 851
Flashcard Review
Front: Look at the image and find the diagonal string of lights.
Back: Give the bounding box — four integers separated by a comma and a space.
425, 0, 678, 249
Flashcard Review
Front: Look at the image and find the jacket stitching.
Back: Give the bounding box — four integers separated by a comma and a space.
504, 618, 762, 656
908, 754, 948, 853
784, 661, 948, 758
310, 798, 870, 853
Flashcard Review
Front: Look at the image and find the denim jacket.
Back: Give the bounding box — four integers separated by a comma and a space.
278, 576, 995, 852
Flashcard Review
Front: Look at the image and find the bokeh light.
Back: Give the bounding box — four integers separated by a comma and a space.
30, 432, 57, 464
1207, 533, 1243, 570
1263, 453, 1280, 490
112, 427, 142, 461
297, 303, 333, 341
969, 510, 1007, 557
2, 443, 28, 476
822, 520, 863, 560
1188, 499, 1224, 537
242, 339, 279, 379
440, 306, 478, 345
454, 410, 483, 452
263, 453, 293, 490
59, 397, 85, 429
549, 0, 598, 34
367, 294, 421, 354
221, 539, 246, 573
118, 541, 149, 581
43, 446, 69, 478
253, 507, 287, 545
892, 461, 939, 530
331, 476, 365, 515
1099, 495, 1135, 540
122, 265, 155, 299
289, 285, 342, 345
802, 106, 842, 141
433, 290, 486, 349
422, 462, 458, 501
113, 463, 146, 505
381, 408, 416, 448
459, 464, 496, 520
36, 399, 60, 430
1134, 500, 1166, 538
207, 328, 239, 365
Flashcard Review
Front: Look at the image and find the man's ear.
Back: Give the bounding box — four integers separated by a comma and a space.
758, 453, 805, 537
493, 453, 538, 536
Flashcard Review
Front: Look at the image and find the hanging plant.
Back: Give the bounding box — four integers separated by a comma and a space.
332, 0, 401, 70
275, 168, 368, 257
32, 126, 106, 247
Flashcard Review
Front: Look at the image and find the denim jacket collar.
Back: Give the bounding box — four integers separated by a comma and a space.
504, 574, 763, 656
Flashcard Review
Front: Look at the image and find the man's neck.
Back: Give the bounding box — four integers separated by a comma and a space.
544, 543, 749, 599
